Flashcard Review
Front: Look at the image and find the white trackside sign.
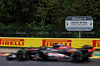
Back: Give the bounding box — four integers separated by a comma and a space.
65, 16, 93, 31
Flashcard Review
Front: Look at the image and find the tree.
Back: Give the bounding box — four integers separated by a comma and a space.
0, 0, 38, 26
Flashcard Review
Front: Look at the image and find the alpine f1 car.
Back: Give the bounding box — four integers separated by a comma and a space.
6, 44, 95, 62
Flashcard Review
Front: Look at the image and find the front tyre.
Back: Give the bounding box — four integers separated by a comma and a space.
16, 49, 27, 61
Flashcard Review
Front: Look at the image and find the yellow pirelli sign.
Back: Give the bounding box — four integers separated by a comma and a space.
0, 37, 100, 49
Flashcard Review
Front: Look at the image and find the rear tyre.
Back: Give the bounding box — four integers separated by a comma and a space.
71, 51, 83, 62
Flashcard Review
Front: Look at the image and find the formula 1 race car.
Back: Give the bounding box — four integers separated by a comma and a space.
6, 44, 95, 62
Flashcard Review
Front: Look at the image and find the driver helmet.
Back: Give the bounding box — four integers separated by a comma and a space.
53, 42, 60, 48
53, 42, 57, 44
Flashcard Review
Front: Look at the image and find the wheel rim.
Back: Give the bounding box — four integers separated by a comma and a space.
71, 51, 83, 62
17, 50, 26, 60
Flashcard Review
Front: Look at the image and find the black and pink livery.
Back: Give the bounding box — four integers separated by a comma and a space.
7, 44, 95, 62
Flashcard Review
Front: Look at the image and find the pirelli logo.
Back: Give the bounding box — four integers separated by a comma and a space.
42, 39, 72, 47
93, 40, 100, 47
0, 38, 24, 46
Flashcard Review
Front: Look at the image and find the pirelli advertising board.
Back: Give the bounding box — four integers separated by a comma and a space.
0, 37, 100, 49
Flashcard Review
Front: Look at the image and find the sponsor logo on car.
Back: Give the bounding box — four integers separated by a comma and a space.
93, 40, 100, 47
0, 39, 24, 46
42, 39, 72, 47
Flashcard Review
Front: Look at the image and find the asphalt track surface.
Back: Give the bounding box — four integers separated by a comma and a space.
0, 56, 100, 66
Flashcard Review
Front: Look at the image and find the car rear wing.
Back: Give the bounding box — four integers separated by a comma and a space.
80, 47, 95, 53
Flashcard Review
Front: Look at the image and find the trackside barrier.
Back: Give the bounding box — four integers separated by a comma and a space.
0, 37, 100, 49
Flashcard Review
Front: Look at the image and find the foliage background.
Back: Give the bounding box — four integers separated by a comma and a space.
0, 0, 100, 38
